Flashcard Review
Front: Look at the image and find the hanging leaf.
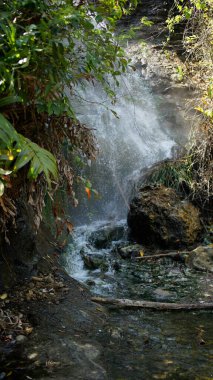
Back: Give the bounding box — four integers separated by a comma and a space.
0, 113, 19, 147
0, 180, 4, 196
0, 113, 58, 187
65, 219, 73, 234
15, 138, 58, 187
0, 95, 22, 108
85, 187, 91, 199
0, 168, 12, 175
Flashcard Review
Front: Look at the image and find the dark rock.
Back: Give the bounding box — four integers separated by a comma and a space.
141, 58, 148, 68
127, 185, 202, 248
112, 262, 121, 271
81, 251, 108, 271
89, 224, 125, 249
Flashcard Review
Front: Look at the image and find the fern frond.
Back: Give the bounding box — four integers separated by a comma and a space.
0, 112, 19, 147
16, 138, 58, 187
0, 112, 58, 187
0, 96, 22, 108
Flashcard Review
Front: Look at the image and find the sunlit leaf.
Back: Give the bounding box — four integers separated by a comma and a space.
0, 180, 4, 196
0, 168, 12, 175
0, 292, 8, 300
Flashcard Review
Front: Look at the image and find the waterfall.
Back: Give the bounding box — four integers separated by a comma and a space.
65, 69, 189, 281
69, 70, 188, 225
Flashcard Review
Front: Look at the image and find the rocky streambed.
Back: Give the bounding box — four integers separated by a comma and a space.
64, 214, 213, 379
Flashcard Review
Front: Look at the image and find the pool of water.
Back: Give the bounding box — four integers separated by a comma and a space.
65, 220, 213, 379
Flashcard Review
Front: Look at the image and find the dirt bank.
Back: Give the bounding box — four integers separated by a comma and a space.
0, 261, 108, 379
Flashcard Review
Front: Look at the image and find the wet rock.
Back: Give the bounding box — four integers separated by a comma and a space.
112, 261, 121, 271
81, 343, 100, 360
81, 251, 108, 271
89, 224, 125, 249
187, 246, 213, 272
27, 352, 38, 361
16, 335, 27, 344
141, 58, 148, 68
118, 244, 144, 259
110, 328, 123, 339
128, 185, 202, 248
153, 288, 173, 300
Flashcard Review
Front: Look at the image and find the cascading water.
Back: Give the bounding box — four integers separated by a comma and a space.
71, 71, 187, 224
64, 69, 213, 380
65, 69, 189, 285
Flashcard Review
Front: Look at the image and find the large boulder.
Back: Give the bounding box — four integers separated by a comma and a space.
127, 185, 202, 248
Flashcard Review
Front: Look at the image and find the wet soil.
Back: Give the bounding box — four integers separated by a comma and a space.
0, 269, 108, 380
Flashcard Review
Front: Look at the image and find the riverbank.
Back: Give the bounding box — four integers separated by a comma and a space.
0, 258, 108, 379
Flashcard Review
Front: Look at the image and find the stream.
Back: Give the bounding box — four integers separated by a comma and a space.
65, 70, 213, 379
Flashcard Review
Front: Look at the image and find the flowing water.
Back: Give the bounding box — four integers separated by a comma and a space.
65, 71, 213, 379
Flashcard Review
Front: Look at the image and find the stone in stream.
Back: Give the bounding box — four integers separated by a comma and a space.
187, 246, 213, 273
88, 224, 125, 249
128, 185, 202, 249
118, 244, 144, 259
81, 250, 108, 271
153, 288, 173, 300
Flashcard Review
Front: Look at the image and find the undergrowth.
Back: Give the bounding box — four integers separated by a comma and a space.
152, 0, 213, 211
0, 0, 136, 238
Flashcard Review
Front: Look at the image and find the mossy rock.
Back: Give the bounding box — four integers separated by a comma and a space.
128, 185, 202, 248
187, 246, 213, 273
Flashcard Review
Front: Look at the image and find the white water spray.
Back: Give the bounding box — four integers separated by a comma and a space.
70, 70, 186, 224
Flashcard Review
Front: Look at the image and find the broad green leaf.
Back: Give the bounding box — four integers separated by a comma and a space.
0, 113, 19, 147
17, 138, 58, 187
14, 149, 34, 171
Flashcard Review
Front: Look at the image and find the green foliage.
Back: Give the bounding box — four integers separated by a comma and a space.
0, 0, 137, 205
166, 0, 211, 33
144, 159, 194, 195
176, 65, 185, 81
165, 0, 213, 205
0, 112, 58, 194
140, 17, 154, 27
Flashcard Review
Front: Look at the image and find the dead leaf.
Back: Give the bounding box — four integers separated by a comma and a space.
65, 220, 73, 234
85, 187, 91, 199
25, 326, 33, 335
31, 276, 43, 282
139, 250, 144, 257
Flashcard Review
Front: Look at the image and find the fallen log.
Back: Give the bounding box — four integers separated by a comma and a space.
91, 297, 213, 311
